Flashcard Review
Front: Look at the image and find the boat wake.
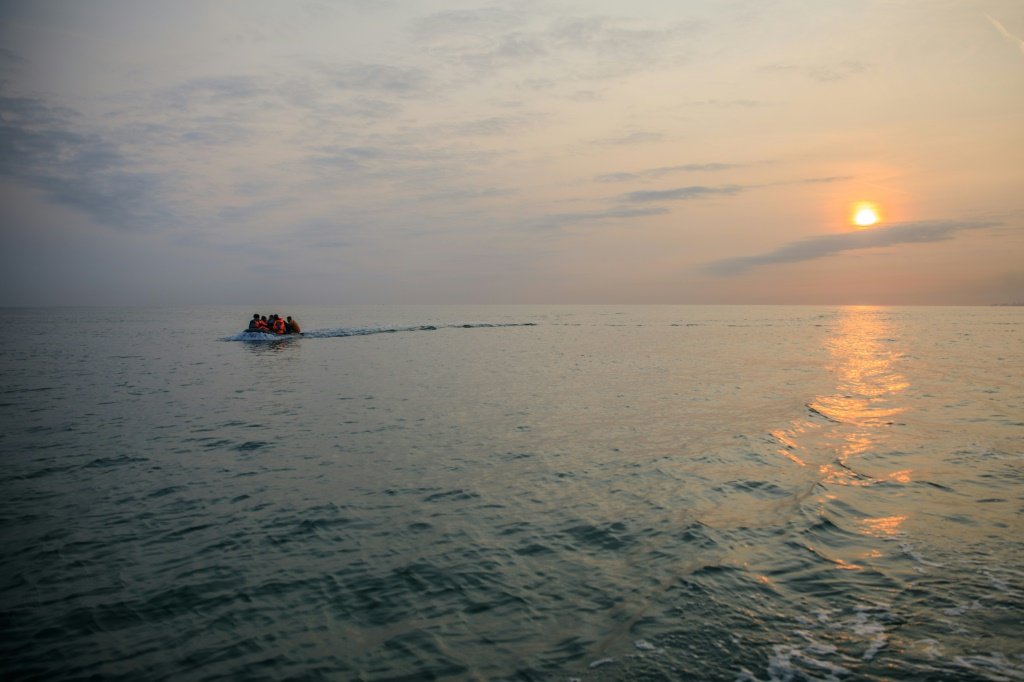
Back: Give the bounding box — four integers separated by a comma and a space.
226, 322, 536, 342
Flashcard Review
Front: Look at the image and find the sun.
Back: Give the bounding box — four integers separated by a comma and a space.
852, 202, 880, 228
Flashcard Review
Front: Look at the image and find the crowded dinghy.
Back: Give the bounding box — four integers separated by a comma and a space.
240, 313, 303, 337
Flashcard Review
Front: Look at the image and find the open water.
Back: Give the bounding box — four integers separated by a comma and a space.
1, 305, 1021, 681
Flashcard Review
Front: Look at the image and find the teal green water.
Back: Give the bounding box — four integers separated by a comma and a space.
1, 306, 1021, 680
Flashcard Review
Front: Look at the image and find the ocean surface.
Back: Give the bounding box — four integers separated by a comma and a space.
1, 305, 1021, 681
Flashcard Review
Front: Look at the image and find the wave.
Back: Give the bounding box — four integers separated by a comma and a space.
226, 322, 536, 342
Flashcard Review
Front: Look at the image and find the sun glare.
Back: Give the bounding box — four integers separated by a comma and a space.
852, 203, 880, 228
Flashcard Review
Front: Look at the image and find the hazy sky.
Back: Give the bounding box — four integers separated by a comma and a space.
1, 0, 1022, 305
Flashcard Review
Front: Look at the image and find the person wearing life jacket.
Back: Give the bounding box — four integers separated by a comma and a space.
285, 316, 301, 334
272, 315, 287, 335
256, 316, 270, 331
248, 314, 261, 330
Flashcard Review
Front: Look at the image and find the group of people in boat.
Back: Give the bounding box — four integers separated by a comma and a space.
247, 313, 301, 335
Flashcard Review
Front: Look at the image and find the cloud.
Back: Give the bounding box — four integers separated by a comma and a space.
0, 47, 26, 65
217, 196, 296, 223
164, 76, 268, 108
549, 14, 694, 56
986, 14, 1024, 56
308, 145, 392, 170
315, 62, 430, 93
0, 94, 177, 231
412, 9, 699, 81
616, 176, 846, 201
530, 206, 669, 230
304, 142, 496, 187
678, 98, 763, 108
283, 218, 361, 250
807, 60, 870, 83
417, 186, 513, 203
155, 68, 419, 127
786, 175, 850, 185
705, 220, 998, 275
452, 115, 532, 137
413, 6, 529, 41
594, 131, 665, 146
597, 162, 743, 183
761, 60, 871, 83
620, 184, 745, 203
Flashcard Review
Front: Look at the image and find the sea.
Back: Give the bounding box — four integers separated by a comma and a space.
1, 305, 1021, 681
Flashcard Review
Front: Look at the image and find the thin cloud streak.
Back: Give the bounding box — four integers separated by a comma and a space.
529, 206, 669, 230
619, 176, 848, 202
596, 162, 742, 183
705, 220, 999, 276
620, 185, 744, 203
986, 14, 1024, 55
760, 60, 872, 83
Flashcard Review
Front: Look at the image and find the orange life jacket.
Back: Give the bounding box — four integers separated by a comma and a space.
256, 319, 269, 330
272, 318, 286, 334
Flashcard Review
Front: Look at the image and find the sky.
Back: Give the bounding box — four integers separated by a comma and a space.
1, 0, 1022, 306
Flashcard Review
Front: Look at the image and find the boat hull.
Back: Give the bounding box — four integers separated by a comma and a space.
239, 330, 303, 340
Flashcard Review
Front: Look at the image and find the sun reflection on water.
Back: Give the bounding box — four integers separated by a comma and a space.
763, 306, 926, 550
770, 306, 915, 501
857, 515, 908, 538
816, 307, 910, 486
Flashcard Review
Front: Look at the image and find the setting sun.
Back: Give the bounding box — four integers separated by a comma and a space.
852, 203, 880, 228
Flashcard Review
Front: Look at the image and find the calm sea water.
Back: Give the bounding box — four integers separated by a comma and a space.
1, 305, 1021, 681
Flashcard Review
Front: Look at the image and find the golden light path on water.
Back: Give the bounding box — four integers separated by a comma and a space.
814, 306, 910, 487
770, 306, 915, 569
